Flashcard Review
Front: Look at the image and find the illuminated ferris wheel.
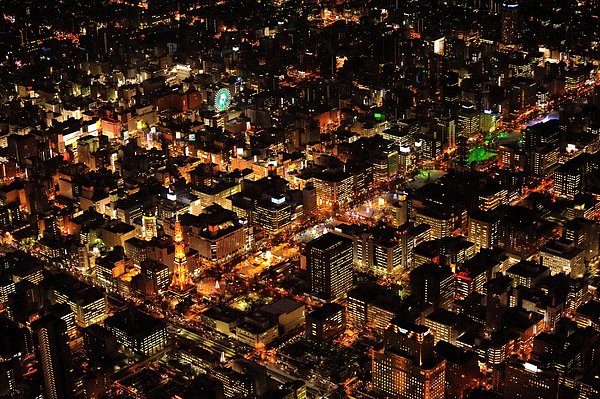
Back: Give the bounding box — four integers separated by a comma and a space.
214, 88, 231, 112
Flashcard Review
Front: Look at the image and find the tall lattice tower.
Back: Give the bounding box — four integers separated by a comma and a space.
169, 215, 194, 298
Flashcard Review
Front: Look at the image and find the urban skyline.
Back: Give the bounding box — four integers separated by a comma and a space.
0, 0, 599, 398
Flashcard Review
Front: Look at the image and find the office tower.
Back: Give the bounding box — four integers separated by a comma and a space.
231, 359, 269, 397
435, 341, 480, 399
210, 359, 269, 399
498, 206, 555, 259
366, 224, 410, 276
554, 153, 596, 199
181, 374, 226, 399
0, 315, 29, 397
391, 193, 409, 226
563, 218, 600, 263
47, 303, 76, 338
0, 352, 19, 397
506, 260, 549, 288
410, 263, 454, 310
500, 1, 520, 45
169, 215, 195, 298
306, 232, 353, 300
302, 183, 318, 216
0, 275, 16, 305
82, 371, 112, 399
478, 186, 508, 212
42, 273, 108, 328
83, 324, 118, 361
455, 249, 507, 299
141, 259, 170, 296
104, 308, 168, 356
184, 205, 246, 266
32, 314, 75, 399
255, 194, 293, 234
458, 104, 481, 137
306, 303, 346, 340
554, 162, 584, 199
504, 358, 559, 399
522, 120, 560, 151
468, 209, 502, 250
484, 275, 513, 334
312, 170, 354, 209
508, 78, 536, 116
436, 117, 457, 148
372, 318, 446, 399
142, 209, 157, 240
346, 282, 405, 331
539, 240, 585, 277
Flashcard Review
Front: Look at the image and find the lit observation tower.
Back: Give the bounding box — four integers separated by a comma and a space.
169, 214, 195, 298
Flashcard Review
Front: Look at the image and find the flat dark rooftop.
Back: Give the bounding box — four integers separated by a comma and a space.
308, 232, 351, 250
347, 282, 403, 313
576, 300, 600, 320
307, 303, 344, 321
105, 308, 165, 337
507, 260, 549, 278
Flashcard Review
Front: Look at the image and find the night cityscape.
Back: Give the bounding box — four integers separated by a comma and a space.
0, 0, 599, 398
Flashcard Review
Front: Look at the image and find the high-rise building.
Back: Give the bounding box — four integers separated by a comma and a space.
410, 263, 454, 310
83, 324, 118, 361
0, 315, 29, 398
554, 153, 596, 199
347, 282, 405, 332
563, 218, 600, 263
435, 116, 457, 148
458, 104, 481, 137
508, 78, 537, 115
140, 259, 171, 296
0, 275, 16, 305
306, 303, 345, 340
455, 248, 507, 299
498, 206, 555, 259
414, 206, 465, 240
539, 240, 585, 277
522, 120, 560, 151
529, 146, 559, 177
302, 183, 318, 216
184, 205, 246, 266
504, 358, 559, 399
468, 209, 502, 250
42, 273, 108, 328
142, 209, 158, 241
574, 300, 600, 331
484, 275, 513, 334
210, 359, 269, 399
391, 194, 409, 226
104, 308, 168, 356
255, 194, 293, 234
506, 260, 549, 288
47, 303, 76, 338
82, 371, 112, 399
478, 187, 508, 212
372, 318, 446, 399
312, 170, 354, 209
435, 341, 480, 399
306, 232, 353, 300
500, 1, 520, 45
32, 314, 75, 399
169, 215, 195, 298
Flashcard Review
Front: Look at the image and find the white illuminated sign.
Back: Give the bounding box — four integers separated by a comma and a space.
524, 363, 539, 373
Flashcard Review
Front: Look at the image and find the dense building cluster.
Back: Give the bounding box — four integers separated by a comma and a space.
0, 0, 599, 398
